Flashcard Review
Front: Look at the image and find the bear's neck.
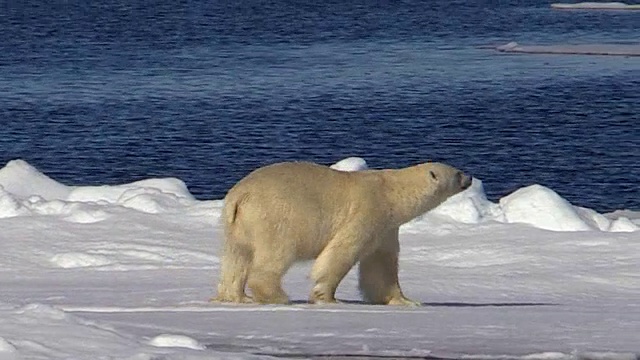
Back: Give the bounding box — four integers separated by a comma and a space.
379, 166, 444, 227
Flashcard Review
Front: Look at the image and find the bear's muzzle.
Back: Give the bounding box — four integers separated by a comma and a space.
461, 174, 472, 190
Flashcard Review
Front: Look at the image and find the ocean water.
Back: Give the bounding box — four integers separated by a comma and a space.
0, 0, 638, 212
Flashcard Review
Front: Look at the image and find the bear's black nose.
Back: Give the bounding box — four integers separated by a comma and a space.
461, 174, 472, 190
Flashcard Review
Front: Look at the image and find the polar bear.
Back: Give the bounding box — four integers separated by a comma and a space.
213, 161, 472, 305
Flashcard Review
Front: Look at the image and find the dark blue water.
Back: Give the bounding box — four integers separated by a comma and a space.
1, 1, 638, 212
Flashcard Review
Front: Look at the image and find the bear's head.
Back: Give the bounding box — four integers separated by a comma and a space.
385, 162, 472, 226
414, 162, 472, 215
426, 162, 472, 197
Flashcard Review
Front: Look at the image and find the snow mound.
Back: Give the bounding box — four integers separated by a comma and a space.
0, 189, 110, 222
431, 178, 505, 223
117, 187, 195, 213
330, 157, 369, 171
608, 217, 638, 232
64, 178, 196, 214
0, 160, 197, 218
551, 2, 640, 10
67, 178, 195, 205
499, 185, 593, 232
429, 183, 637, 232
496, 42, 640, 56
0, 160, 71, 200
27, 197, 112, 223
148, 334, 205, 350
498, 185, 637, 232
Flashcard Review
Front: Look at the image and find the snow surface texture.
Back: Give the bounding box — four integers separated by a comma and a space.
496, 42, 640, 57
0, 158, 638, 360
551, 2, 640, 10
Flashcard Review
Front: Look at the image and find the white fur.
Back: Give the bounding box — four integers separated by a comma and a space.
213, 161, 470, 305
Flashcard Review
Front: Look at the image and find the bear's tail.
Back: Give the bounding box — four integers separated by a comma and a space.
222, 191, 241, 226
214, 193, 254, 303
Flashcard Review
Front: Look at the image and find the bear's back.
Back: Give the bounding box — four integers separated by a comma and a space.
233, 162, 352, 198
225, 161, 381, 226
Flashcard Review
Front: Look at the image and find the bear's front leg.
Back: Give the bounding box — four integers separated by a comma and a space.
358, 229, 420, 306
309, 234, 363, 304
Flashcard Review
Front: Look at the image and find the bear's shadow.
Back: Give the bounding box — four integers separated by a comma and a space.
290, 299, 558, 307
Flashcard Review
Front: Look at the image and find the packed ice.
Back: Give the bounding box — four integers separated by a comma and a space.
0, 158, 637, 360
551, 2, 640, 10
496, 42, 640, 57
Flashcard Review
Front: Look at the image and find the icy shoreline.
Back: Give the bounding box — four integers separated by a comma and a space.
496, 42, 640, 57
0, 158, 638, 360
551, 2, 640, 10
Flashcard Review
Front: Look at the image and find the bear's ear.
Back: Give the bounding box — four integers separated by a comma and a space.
429, 170, 438, 181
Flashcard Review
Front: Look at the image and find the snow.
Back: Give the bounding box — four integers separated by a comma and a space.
329, 156, 369, 171
0, 337, 18, 357
551, 2, 640, 10
0, 158, 638, 360
496, 42, 640, 57
148, 334, 206, 350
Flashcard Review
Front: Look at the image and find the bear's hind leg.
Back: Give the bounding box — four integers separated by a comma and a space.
358, 230, 419, 306
246, 253, 292, 304
212, 241, 253, 303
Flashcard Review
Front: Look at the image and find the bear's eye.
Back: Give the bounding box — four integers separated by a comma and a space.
429, 170, 438, 181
